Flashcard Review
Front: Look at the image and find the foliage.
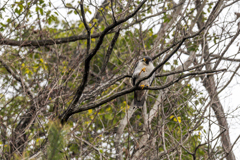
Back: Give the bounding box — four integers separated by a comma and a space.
0, 0, 239, 159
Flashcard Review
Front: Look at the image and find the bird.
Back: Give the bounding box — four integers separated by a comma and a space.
132, 56, 155, 107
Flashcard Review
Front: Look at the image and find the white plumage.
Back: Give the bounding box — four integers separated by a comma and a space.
132, 56, 155, 107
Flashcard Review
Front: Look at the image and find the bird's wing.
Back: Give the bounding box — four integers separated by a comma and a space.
149, 72, 155, 86
133, 61, 155, 107
148, 63, 155, 86
132, 61, 139, 85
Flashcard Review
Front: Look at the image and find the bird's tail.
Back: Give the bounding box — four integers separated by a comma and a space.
134, 91, 145, 108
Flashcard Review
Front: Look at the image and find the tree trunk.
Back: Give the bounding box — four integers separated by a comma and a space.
195, 1, 236, 158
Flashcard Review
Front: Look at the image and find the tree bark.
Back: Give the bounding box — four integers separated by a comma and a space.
196, 1, 236, 159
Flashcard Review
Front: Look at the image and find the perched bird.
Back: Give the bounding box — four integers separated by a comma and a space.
132, 56, 155, 107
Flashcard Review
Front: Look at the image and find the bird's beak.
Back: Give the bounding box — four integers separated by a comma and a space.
143, 58, 146, 62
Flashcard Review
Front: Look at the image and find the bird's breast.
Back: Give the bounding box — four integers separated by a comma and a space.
139, 66, 154, 78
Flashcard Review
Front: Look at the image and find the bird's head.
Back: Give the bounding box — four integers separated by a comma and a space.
141, 56, 152, 65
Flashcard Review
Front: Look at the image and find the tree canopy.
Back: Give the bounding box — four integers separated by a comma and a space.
0, 0, 240, 159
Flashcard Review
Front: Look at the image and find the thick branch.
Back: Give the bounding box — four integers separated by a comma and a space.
70, 69, 224, 115
59, 0, 148, 124
100, 29, 120, 75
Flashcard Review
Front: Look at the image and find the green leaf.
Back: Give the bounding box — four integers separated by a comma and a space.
165, 62, 170, 65
39, 8, 44, 15
92, 18, 98, 23
66, 3, 73, 8
173, 60, 178, 65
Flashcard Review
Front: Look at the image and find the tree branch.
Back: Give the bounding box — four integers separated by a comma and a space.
59, 0, 148, 124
